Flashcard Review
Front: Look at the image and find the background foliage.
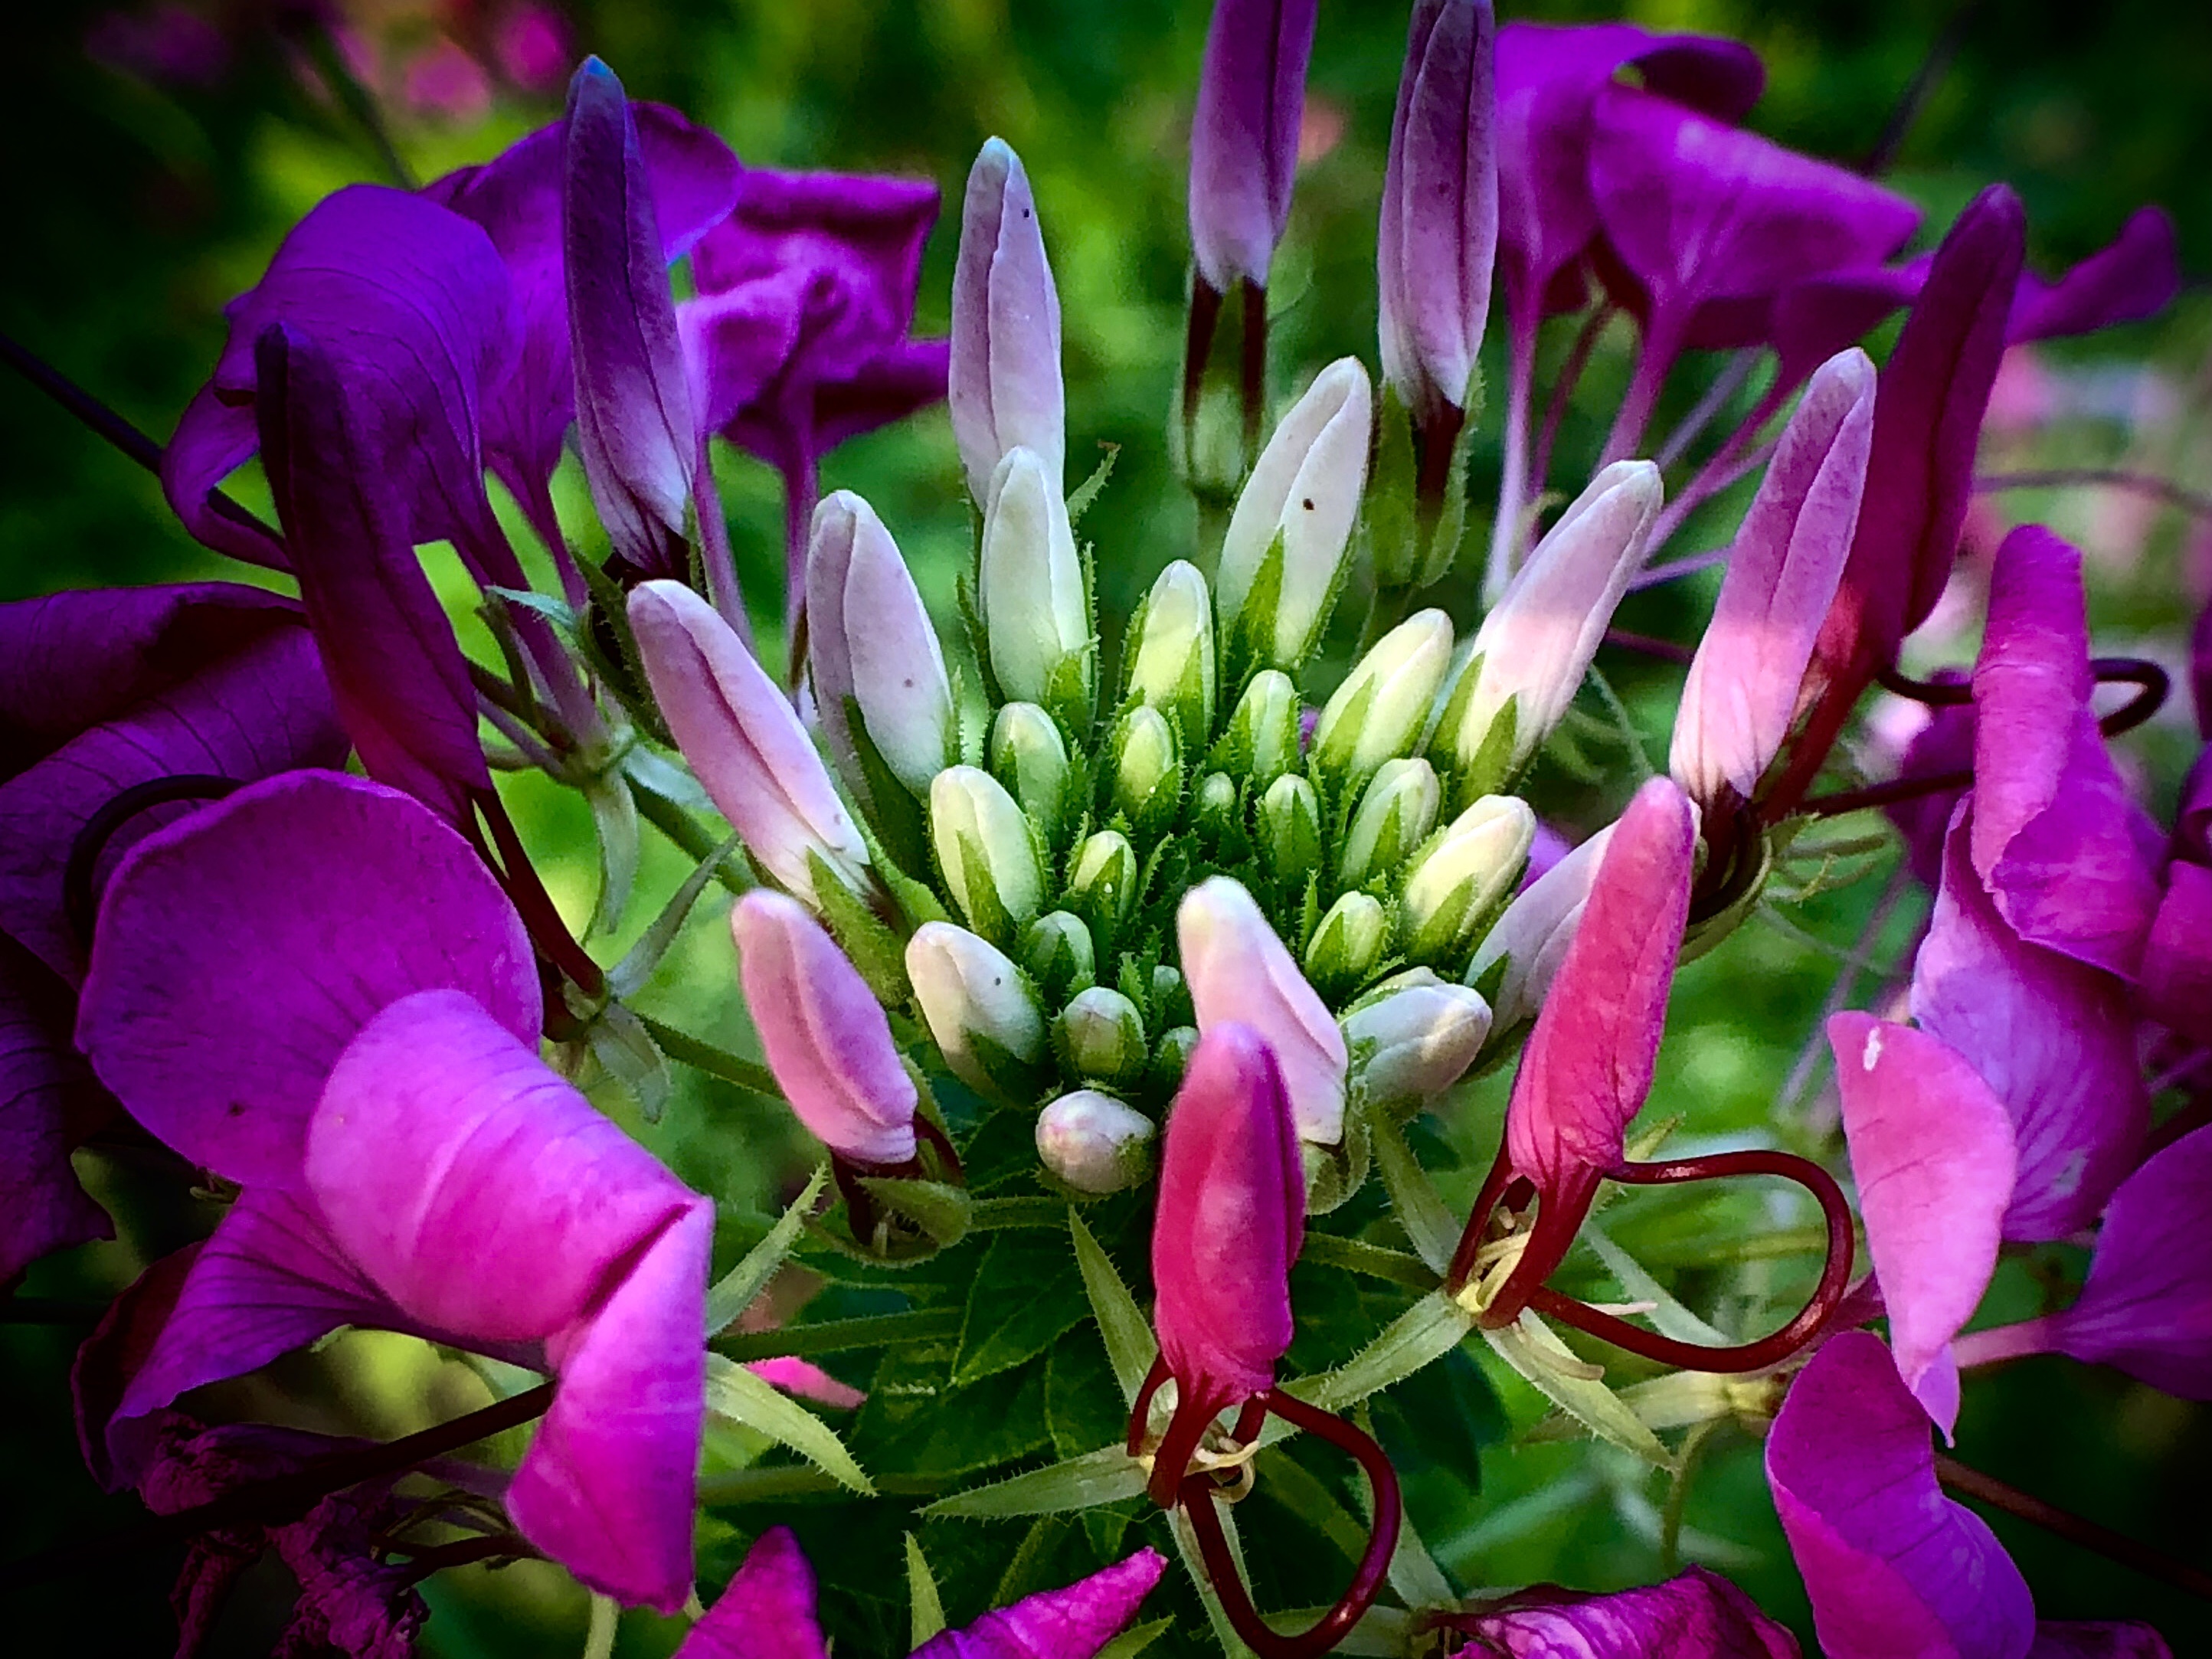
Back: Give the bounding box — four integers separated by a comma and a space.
4, 0, 2210, 1652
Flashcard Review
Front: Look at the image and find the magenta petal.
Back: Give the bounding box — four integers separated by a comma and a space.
746, 1357, 864, 1411
306, 990, 705, 1342
2047, 1124, 2212, 1400
2029, 1622, 2175, 1658
1970, 526, 2162, 977
510, 1203, 710, 1613
2139, 859, 2212, 1046
113, 1189, 403, 1430
77, 771, 536, 1190
1439, 1566, 1798, 1657
1767, 1331, 2036, 1659
1828, 1013, 2014, 1433
0, 943, 113, 1282
1153, 1023, 1304, 1417
912, 1547, 1168, 1659
676, 1526, 826, 1659
1504, 777, 1694, 1196
1914, 813, 2146, 1241
2009, 208, 2180, 343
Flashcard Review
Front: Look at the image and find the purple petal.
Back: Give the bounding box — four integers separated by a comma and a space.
2048, 1124, 2212, 1400
76, 771, 536, 1190
1190, 0, 1316, 295
113, 1189, 404, 1429
1885, 680, 1974, 890
1914, 812, 2146, 1241
1765, 261, 1926, 389
1808, 186, 2024, 707
1969, 526, 2162, 977
733, 891, 917, 1166
1435, 1566, 1799, 1657
747, 1357, 865, 1411
804, 334, 951, 454
2139, 859, 2212, 1046
2029, 1622, 2176, 1658
72, 1243, 201, 1490
1767, 1331, 2036, 1659
1828, 1013, 2015, 1432
912, 1547, 1168, 1659
565, 58, 699, 580
162, 183, 523, 582
1153, 1023, 1304, 1418
1377, 0, 1496, 420
1672, 347, 1874, 804
254, 324, 495, 826
1504, 777, 1694, 1199
0, 941, 113, 1283
676, 1526, 826, 1659
2010, 208, 2180, 343
679, 265, 816, 437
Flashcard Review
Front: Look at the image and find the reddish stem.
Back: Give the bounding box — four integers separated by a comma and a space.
913, 1115, 966, 1183
1800, 766, 1975, 820
478, 790, 604, 997
1128, 1354, 1172, 1458
1183, 276, 1226, 460
1239, 279, 1269, 465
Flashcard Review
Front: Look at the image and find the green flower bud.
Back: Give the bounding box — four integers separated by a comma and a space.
1258, 773, 1321, 885
989, 701, 1072, 846
1193, 770, 1240, 839
1402, 794, 1536, 967
1310, 608, 1454, 785
1215, 669, 1301, 785
1056, 985, 1147, 1084
1150, 1024, 1199, 1090
1150, 963, 1190, 1029
1304, 890, 1389, 999
980, 447, 1095, 725
1337, 758, 1441, 889
1036, 1090, 1155, 1195
1124, 559, 1217, 747
906, 921, 1046, 1101
1111, 705, 1183, 836
1068, 830, 1140, 924
930, 764, 1045, 942
1019, 908, 1097, 1006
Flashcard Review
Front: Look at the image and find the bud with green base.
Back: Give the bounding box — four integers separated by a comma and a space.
1258, 772, 1322, 886
1068, 830, 1140, 928
930, 764, 1045, 944
1213, 669, 1302, 785
1402, 793, 1536, 967
979, 446, 1095, 729
1309, 608, 1454, 787
1057, 986, 1148, 1085
1036, 1090, 1156, 1196
1304, 890, 1389, 1000
907, 921, 1047, 1102
1337, 757, 1441, 889
1020, 908, 1096, 1006
990, 702, 1072, 846
1124, 559, 1217, 748
1111, 705, 1183, 838
1193, 770, 1241, 841
1342, 968, 1494, 1118
1150, 1024, 1200, 1091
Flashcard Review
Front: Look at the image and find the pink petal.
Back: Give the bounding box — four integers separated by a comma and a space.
676, 1526, 826, 1659
746, 1356, 865, 1411
912, 1547, 1168, 1659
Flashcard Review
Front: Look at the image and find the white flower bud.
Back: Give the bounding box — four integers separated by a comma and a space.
1056, 986, 1147, 1084
1402, 794, 1536, 967
980, 447, 1092, 720
1343, 970, 1494, 1115
907, 921, 1046, 1100
1193, 770, 1240, 837
1069, 830, 1140, 924
1111, 705, 1182, 835
990, 702, 1071, 844
1219, 669, 1302, 784
1304, 891, 1389, 998
1337, 758, 1441, 889
1036, 1090, 1156, 1195
1125, 559, 1218, 747
930, 765, 1045, 941
1311, 609, 1455, 784
1019, 908, 1096, 1004
1258, 773, 1321, 884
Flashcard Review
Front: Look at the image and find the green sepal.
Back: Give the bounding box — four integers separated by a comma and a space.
1222, 526, 1289, 686
858, 1176, 973, 1249
840, 694, 933, 875
705, 1165, 830, 1335
1366, 383, 1419, 591
1302, 1101, 1372, 1216
583, 1000, 672, 1122
807, 849, 913, 1006
1065, 440, 1121, 525
1476, 1307, 1677, 1471
610, 831, 743, 1000
578, 553, 666, 744
1445, 692, 1520, 816
905, 1533, 947, 1648
581, 773, 640, 940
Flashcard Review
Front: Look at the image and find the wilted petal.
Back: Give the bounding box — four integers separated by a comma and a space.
1189, 0, 1317, 293
949, 140, 1064, 502
2009, 208, 2180, 343
676, 1526, 826, 1658
911, 1547, 1168, 1659
77, 771, 536, 1191
1914, 813, 2146, 1242
735, 891, 918, 1166
1767, 1331, 2036, 1659
2047, 1124, 2212, 1400
1436, 1566, 1798, 1657
1828, 1013, 2014, 1434
1153, 1024, 1304, 1417
1672, 348, 1875, 805
1502, 777, 1694, 1199
630, 580, 872, 908
1179, 877, 1348, 1145
1969, 526, 2162, 976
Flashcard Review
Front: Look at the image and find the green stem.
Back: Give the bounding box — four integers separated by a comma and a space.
969, 1197, 1073, 1232
632, 783, 753, 895
633, 1011, 783, 1103
1660, 1418, 1723, 1575
717, 1307, 961, 1362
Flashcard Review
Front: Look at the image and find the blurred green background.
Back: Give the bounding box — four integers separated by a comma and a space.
4, 0, 2210, 1652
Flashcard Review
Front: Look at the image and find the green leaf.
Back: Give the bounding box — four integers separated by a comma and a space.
1478, 1309, 1677, 1471
705, 1165, 828, 1336
1065, 440, 1121, 524
1370, 1117, 1459, 1275
919, 1441, 1147, 1520
952, 1232, 1086, 1387
702, 1353, 875, 1494
1298, 1233, 1438, 1292
842, 693, 934, 876
1366, 385, 1418, 591
1294, 1291, 1473, 1416
581, 774, 641, 940
1167, 1500, 1255, 1658
610, 831, 743, 1000
905, 1533, 946, 1647
1069, 1209, 1157, 1405
632, 1011, 783, 1104
584, 1001, 672, 1121
1093, 1617, 1173, 1659
1045, 1327, 1131, 1461
1581, 1222, 1728, 1347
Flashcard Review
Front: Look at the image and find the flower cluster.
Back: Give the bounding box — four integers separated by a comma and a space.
4, 2, 2204, 1657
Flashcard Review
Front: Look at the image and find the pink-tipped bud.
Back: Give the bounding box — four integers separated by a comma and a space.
949, 140, 1064, 503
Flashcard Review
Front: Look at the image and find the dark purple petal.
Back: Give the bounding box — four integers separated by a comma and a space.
1189, 0, 1316, 294
0, 939, 113, 1283
72, 1242, 199, 1490
425, 100, 741, 515
1968, 526, 2162, 977
254, 324, 495, 825
676, 1526, 826, 1658
805, 335, 951, 454
2029, 1622, 2176, 1658
1437, 1566, 1798, 1657
565, 57, 699, 579
162, 183, 524, 582
1763, 262, 1926, 389
1914, 813, 2146, 1241
2139, 859, 2212, 1046
77, 771, 536, 1190
679, 265, 816, 437
1883, 678, 1972, 890
2009, 208, 2180, 343
1767, 1331, 2035, 1659
2047, 1124, 2212, 1400
1828, 1013, 2014, 1433
911, 1547, 1168, 1659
